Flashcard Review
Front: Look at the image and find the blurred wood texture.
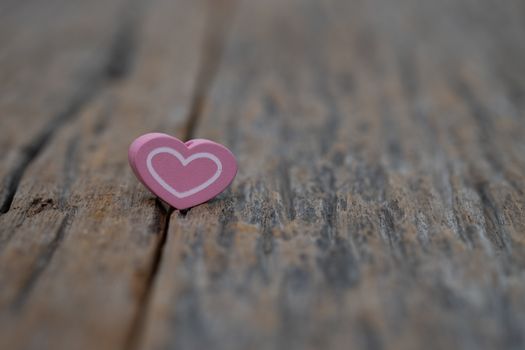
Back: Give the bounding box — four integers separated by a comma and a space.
1, 0, 525, 349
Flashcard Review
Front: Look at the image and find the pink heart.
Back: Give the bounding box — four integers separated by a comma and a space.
128, 133, 237, 210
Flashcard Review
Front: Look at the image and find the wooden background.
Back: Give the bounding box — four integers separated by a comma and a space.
1, 0, 525, 349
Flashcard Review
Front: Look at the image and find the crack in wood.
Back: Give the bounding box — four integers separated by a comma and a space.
59, 135, 80, 209
105, 0, 144, 80
278, 159, 296, 221
92, 96, 116, 138
183, 0, 237, 141
124, 204, 171, 350
9, 212, 73, 311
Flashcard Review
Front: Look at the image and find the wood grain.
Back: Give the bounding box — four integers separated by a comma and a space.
1, 0, 525, 349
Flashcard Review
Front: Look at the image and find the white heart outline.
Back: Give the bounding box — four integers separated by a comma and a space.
146, 146, 222, 199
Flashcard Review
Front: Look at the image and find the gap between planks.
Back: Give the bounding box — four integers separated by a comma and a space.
123, 1, 238, 349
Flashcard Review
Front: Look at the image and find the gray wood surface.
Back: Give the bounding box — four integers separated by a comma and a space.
1, 0, 524, 349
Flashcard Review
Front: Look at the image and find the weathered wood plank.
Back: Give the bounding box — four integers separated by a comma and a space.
0, 0, 208, 349
0, 0, 134, 309
0, 0, 134, 213
140, 0, 525, 349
